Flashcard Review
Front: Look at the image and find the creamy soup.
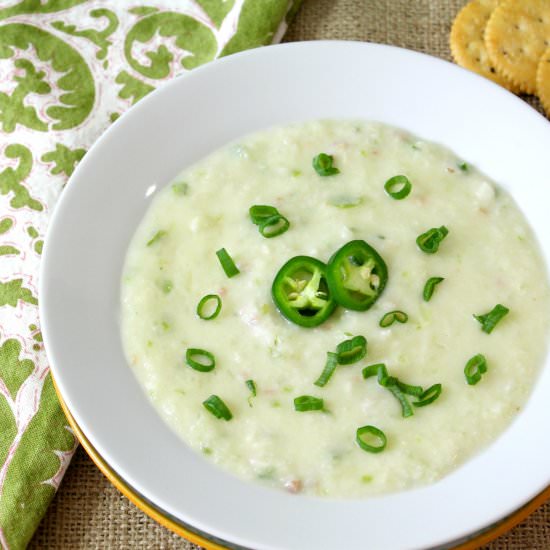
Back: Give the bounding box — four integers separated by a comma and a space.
120, 120, 550, 498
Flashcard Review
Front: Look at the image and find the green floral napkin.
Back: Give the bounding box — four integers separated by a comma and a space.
0, 1, 300, 547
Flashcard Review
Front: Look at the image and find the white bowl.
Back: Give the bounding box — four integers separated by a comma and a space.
40, 41, 550, 550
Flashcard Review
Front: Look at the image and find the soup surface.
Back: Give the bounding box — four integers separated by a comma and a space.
120, 120, 550, 497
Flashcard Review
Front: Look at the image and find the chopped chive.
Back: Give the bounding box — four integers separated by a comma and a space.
203, 395, 232, 420
259, 214, 290, 238
335, 335, 367, 365
464, 354, 487, 385
386, 382, 414, 418
416, 226, 449, 254
384, 175, 412, 200
473, 304, 509, 334
249, 205, 279, 225
396, 380, 424, 398
363, 364, 439, 417
185, 348, 215, 372
314, 352, 338, 387
172, 182, 189, 195
246, 379, 257, 396
362, 363, 389, 384
216, 248, 239, 278
246, 379, 257, 406
312, 153, 339, 176
294, 395, 324, 411
147, 229, 166, 247
423, 277, 444, 301
356, 425, 387, 453
379, 310, 408, 328
196, 294, 222, 320
458, 162, 468, 172
413, 383, 442, 407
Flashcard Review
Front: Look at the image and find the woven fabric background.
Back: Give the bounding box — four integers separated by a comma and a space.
30, 0, 549, 548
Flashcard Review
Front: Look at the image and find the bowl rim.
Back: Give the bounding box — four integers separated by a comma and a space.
40, 40, 550, 550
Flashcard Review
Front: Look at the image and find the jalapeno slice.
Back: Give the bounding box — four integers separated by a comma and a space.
271, 256, 336, 327
326, 240, 388, 311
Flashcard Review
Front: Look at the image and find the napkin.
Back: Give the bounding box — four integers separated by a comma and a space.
0, 1, 300, 547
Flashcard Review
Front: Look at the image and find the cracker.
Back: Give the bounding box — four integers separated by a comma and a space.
450, 0, 518, 92
485, 0, 550, 94
536, 46, 550, 116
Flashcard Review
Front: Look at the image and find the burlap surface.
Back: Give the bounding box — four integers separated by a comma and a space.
30, 0, 549, 548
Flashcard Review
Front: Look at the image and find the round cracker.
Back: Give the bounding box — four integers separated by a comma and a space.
485, 0, 550, 94
536, 46, 550, 117
450, 0, 519, 92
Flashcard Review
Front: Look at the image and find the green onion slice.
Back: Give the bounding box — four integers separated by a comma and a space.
473, 304, 509, 334
416, 226, 449, 254
312, 153, 340, 176
246, 379, 257, 397
246, 379, 257, 406
216, 248, 240, 278
196, 294, 222, 320
384, 175, 412, 200
379, 310, 408, 328
396, 380, 424, 398
464, 353, 487, 385
314, 352, 338, 387
386, 382, 414, 418
203, 395, 232, 420
185, 348, 216, 372
249, 205, 279, 225
336, 335, 367, 365
146, 229, 166, 247
294, 395, 324, 411
259, 214, 290, 238
363, 364, 430, 417
356, 425, 387, 453
423, 277, 445, 301
362, 363, 389, 384
458, 162, 468, 172
413, 383, 442, 407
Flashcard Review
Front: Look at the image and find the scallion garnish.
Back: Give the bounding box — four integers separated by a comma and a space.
362, 363, 389, 384
356, 425, 387, 453
185, 348, 216, 372
249, 205, 279, 225
464, 354, 487, 385
384, 175, 412, 200
196, 294, 222, 320
396, 380, 424, 398
458, 162, 468, 172
246, 379, 257, 397
246, 379, 257, 406
203, 395, 232, 420
379, 310, 408, 328
416, 226, 449, 254
314, 352, 338, 387
312, 153, 339, 176
146, 229, 166, 247
362, 363, 441, 417
249, 205, 290, 238
473, 304, 509, 334
423, 277, 444, 301
413, 383, 442, 407
386, 382, 414, 418
259, 214, 290, 238
216, 247, 240, 278
294, 395, 324, 412
335, 335, 367, 365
